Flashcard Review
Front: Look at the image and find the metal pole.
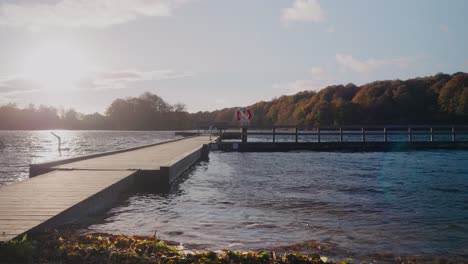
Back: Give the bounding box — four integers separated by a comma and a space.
362, 128, 365, 142
317, 127, 321, 143
408, 127, 412, 142
340, 127, 343, 142
430, 127, 433, 142
384, 127, 387, 142
273, 127, 276, 143
50, 132, 61, 153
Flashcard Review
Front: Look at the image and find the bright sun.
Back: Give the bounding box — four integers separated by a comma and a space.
21, 40, 90, 90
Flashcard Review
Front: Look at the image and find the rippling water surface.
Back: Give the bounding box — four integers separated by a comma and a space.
0, 130, 178, 184
1, 131, 467, 261
87, 151, 468, 260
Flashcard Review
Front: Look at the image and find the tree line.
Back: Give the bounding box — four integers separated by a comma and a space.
0, 92, 191, 130
0, 72, 467, 130
193, 72, 468, 126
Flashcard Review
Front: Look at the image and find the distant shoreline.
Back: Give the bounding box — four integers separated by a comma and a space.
1, 73, 467, 131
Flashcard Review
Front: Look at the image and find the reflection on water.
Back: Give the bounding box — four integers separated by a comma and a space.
0, 130, 179, 184
2, 130, 467, 261
87, 151, 468, 261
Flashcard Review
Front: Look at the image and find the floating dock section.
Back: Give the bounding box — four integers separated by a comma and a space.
0, 136, 213, 241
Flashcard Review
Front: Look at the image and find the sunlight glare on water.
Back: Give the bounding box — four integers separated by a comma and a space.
1, 130, 467, 261
0, 130, 179, 184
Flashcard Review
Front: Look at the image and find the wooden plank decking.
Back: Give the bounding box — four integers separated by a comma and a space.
0, 170, 134, 241
0, 136, 213, 241
52, 136, 211, 171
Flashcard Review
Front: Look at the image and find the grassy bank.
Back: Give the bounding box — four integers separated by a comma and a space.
0, 232, 348, 264
0, 232, 453, 264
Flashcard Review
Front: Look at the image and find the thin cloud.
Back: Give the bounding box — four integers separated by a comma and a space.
0, 75, 41, 94
309, 67, 327, 79
79, 69, 193, 90
273, 80, 324, 94
215, 98, 227, 105
273, 66, 329, 94
0, 69, 193, 94
281, 0, 324, 24
0, 0, 189, 30
335, 54, 415, 74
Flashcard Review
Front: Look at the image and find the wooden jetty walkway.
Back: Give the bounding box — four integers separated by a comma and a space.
213, 125, 468, 151
0, 136, 213, 241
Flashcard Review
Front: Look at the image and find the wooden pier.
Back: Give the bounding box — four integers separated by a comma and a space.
1, 127, 467, 241
0, 136, 213, 241
214, 125, 468, 151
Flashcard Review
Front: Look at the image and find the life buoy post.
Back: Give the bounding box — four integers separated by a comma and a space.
241, 127, 248, 143
235, 107, 253, 143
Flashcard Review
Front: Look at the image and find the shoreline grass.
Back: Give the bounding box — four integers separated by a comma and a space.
0, 232, 461, 264
0, 232, 331, 264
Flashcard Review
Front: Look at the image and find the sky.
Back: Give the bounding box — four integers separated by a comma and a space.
0, 0, 467, 114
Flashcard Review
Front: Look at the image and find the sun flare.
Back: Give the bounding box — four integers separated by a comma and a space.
20, 40, 91, 90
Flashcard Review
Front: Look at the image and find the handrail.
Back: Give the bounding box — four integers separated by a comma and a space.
220, 125, 468, 130
218, 125, 468, 143
50, 132, 62, 154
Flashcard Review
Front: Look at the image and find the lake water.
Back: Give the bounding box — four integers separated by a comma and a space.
86, 151, 468, 261
0, 130, 179, 184
1, 131, 467, 261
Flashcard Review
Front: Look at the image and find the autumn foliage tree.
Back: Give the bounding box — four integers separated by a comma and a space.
0, 72, 467, 130
195, 72, 468, 126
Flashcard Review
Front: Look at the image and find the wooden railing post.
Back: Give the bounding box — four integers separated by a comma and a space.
317, 127, 321, 143
452, 126, 456, 142
295, 127, 298, 143
241, 127, 247, 143
212, 124, 466, 145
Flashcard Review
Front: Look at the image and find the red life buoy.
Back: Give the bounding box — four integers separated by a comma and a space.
236, 110, 242, 121
235, 108, 253, 124
246, 109, 253, 119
